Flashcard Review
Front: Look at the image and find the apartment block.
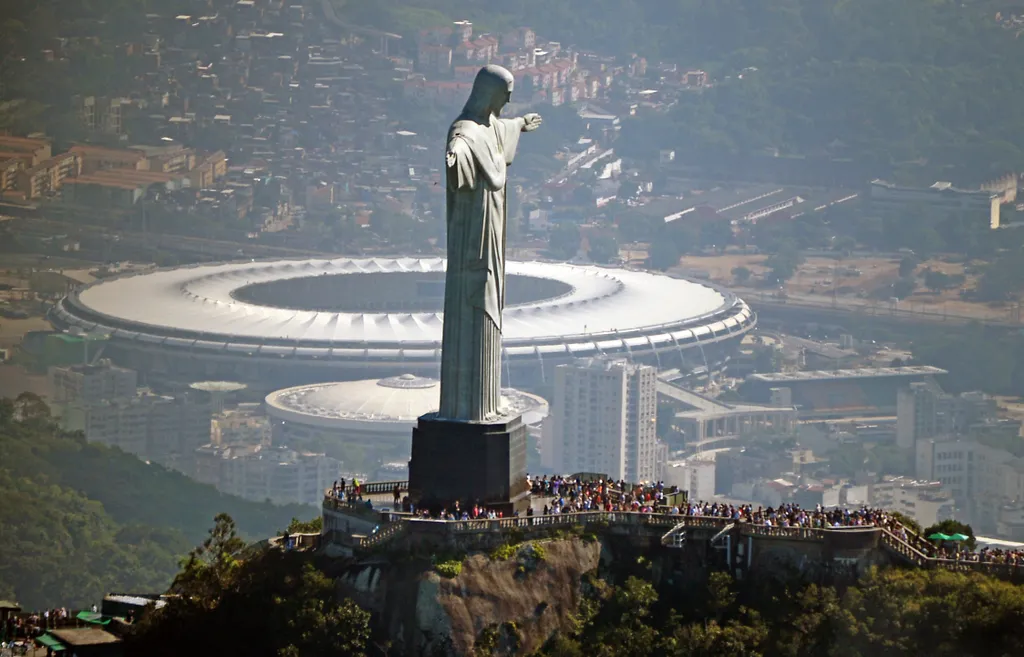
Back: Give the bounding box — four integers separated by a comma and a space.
898, 380, 1014, 449
0, 136, 52, 165
194, 444, 341, 506
61, 392, 212, 471
547, 358, 659, 482
49, 360, 138, 405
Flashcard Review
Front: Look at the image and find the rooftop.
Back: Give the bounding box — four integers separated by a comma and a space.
748, 366, 947, 383
265, 374, 549, 427
62, 257, 742, 346
49, 628, 121, 647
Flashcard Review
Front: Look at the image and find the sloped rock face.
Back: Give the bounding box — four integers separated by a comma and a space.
337, 538, 602, 656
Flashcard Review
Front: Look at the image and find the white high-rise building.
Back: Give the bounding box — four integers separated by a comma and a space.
546, 358, 658, 482
49, 360, 137, 405
60, 392, 213, 472
193, 444, 341, 506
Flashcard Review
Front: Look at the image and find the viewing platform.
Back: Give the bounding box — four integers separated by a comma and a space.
319, 482, 1024, 582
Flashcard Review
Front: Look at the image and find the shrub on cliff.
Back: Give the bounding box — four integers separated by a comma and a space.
435, 559, 464, 578
127, 515, 372, 657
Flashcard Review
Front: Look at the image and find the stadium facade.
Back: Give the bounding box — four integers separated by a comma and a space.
51, 257, 756, 390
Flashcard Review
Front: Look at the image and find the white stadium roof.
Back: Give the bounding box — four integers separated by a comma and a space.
265, 373, 548, 429
54, 257, 755, 365
68, 258, 725, 343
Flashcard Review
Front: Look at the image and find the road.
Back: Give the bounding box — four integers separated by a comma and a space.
740, 287, 1022, 329
17, 217, 336, 261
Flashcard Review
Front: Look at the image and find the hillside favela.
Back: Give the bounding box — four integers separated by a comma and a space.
8, 1, 1024, 655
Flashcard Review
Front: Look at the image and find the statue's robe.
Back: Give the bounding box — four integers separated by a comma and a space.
438, 113, 523, 422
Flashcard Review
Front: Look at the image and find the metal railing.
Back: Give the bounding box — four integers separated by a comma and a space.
328, 482, 407, 498
319, 489, 1024, 580
741, 524, 825, 540
352, 521, 408, 549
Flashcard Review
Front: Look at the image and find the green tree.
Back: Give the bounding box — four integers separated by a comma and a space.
922, 519, 977, 550
898, 255, 919, 278
648, 238, 681, 271
753, 346, 781, 373
587, 233, 620, 264
732, 266, 752, 284
286, 516, 323, 534
891, 277, 916, 299
170, 513, 247, 607
129, 530, 371, 657
975, 250, 1024, 302
765, 243, 803, 284
924, 269, 952, 293
888, 511, 922, 536
549, 223, 581, 260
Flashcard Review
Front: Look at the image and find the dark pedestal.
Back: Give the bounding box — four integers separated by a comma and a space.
408, 412, 530, 514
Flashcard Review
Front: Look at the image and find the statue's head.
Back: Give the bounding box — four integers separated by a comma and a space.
463, 65, 515, 119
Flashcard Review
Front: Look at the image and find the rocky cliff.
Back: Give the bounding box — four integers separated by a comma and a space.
336, 537, 602, 656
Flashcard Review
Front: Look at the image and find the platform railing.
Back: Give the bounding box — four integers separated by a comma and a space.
320, 489, 1024, 579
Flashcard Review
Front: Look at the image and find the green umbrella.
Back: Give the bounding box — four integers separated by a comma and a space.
928, 532, 952, 541
948, 533, 970, 541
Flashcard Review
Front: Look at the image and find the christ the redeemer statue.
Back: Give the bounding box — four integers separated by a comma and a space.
438, 65, 542, 422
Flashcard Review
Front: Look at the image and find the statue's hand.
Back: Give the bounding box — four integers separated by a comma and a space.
522, 113, 542, 132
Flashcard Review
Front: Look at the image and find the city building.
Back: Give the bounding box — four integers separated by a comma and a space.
897, 381, 1016, 449
68, 145, 149, 175
869, 475, 955, 528
915, 435, 1024, 536
48, 360, 137, 405
546, 358, 659, 482
71, 95, 130, 135
193, 443, 341, 506
869, 179, 1003, 229
743, 366, 948, 420
58, 390, 212, 472
15, 152, 81, 199
0, 136, 52, 166
664, 458, 715, 502
212, 406, 269, 446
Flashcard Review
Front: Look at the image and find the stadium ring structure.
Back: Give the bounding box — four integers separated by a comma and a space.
51, 257, 756, 390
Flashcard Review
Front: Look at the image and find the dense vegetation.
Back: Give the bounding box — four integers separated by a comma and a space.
127, 514, 371, 657
128, 521, 1024, 657
0, 394, 314, 610
910, 323, 1024, 396
531, 566, 1024, 657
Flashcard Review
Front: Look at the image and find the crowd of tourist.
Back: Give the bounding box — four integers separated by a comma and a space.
1, 605, 100, 644
947, 546, 1024, 566
323, 474, 1024, 568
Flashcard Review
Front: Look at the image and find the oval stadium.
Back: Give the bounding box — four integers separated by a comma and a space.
51, 257, 756, 390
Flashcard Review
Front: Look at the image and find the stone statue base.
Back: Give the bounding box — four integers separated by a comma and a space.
408, 412, 530, 515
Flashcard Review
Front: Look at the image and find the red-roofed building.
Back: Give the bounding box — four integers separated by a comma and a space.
501, 27, 536, 52
417, 44, 452, 74
0, 136, 51, 165
15, 152, 81, 199
69, 145, 149, 175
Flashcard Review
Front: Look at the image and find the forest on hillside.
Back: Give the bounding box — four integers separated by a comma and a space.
0, 394, 314, 609
126, 516, 1024, 657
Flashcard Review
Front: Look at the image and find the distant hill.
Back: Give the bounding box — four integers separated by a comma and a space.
341, 0, 1024, 184
0, 394, 315, 609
